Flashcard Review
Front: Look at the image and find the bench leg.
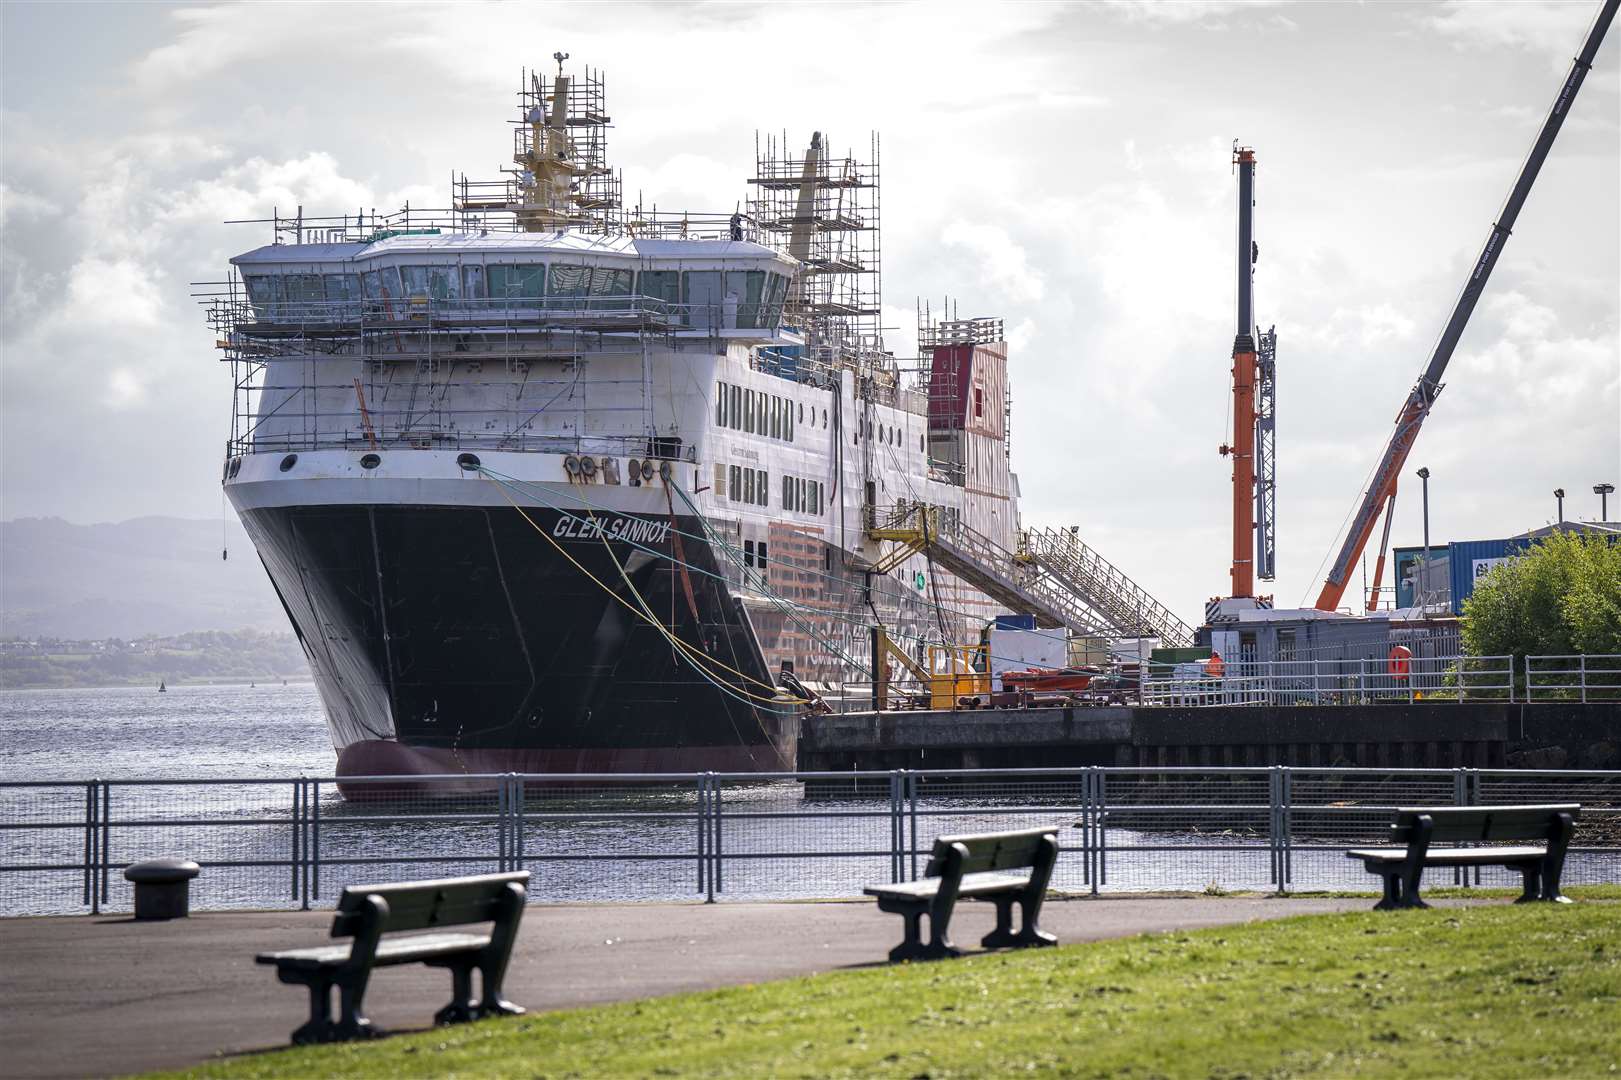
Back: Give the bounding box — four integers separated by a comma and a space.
981, 895, 1018, 950
1514, 865, 1542, 904
922, 907, 960, 961
1540, 854, 1572, 904
981, 894, 1057, 951
290, 977, 336, 1045
477, 957, 525, 1019
1014, 891, 1058, 948
332, 971, 378, 1041
1399, 866, 1430, 910
887, 907, 927, 963
1372, 871, 1403, 911
432, 958, 479, 1025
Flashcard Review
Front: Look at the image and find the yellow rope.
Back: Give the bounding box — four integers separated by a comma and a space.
484, 474, 802, 705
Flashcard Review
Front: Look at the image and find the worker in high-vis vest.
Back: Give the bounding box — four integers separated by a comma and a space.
1204, 652, 1225, 679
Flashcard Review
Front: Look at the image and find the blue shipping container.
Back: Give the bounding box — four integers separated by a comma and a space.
994, 613, 1038, 631
1448, 537, 1530, 614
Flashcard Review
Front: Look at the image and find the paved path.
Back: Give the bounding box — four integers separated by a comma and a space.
0, 895, 1374, 1078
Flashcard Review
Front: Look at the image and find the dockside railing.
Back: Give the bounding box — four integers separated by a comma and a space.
4, 766, 1618, 918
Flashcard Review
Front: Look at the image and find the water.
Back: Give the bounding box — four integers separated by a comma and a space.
0, 683, 333, 780
2, 686, 1617, 916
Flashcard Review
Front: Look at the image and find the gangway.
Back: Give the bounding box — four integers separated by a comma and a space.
868, 504, 1194, 647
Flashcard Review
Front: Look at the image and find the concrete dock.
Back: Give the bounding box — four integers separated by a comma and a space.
798, 701, 1621, 772
0, 896, 1375, 1077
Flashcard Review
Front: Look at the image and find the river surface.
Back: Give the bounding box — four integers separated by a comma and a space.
0, 682, 332, 780
2, 684, 1617, 916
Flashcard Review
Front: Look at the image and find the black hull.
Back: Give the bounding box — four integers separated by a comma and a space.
241, 503, 795, 777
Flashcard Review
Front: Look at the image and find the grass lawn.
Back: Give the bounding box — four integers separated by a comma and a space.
169, 901, 1620, 1079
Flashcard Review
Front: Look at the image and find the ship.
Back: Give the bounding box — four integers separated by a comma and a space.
209, 60, 1188, 784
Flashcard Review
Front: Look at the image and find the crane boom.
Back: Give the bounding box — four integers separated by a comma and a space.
1315, 0, 1618, 612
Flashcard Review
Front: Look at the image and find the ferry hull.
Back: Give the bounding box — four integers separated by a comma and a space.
239, 502, 796, 785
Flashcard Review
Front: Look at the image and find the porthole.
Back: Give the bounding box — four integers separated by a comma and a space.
580, 455, 597, 477
279, 454, 298, 473
360, 453, 381, 470
457, 452, 481, 471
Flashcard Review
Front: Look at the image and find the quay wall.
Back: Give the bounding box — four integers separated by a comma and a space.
798, 702, 1620, 772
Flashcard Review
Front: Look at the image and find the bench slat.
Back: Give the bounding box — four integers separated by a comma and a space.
864, 871, 1031, 901
257, 930, 490, 970
923, 827, 1057, 878
1389, 804, 1580, 844
331, 872, 529, 937
1347, 845, 1548, 866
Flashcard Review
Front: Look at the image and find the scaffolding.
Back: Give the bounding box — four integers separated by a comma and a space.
452, 60, 622, 233
1255, 324, 1277, 581
748, 131, 883, 371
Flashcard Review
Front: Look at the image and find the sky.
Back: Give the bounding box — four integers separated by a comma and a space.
1, 0, 1617, 625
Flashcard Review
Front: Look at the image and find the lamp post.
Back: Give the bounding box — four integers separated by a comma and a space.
1416, 467, 1431, 610
1555, 487, 1566, 523
1597, 483, 1615, 521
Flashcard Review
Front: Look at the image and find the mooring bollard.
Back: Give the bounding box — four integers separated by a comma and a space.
124, 858, 201, 920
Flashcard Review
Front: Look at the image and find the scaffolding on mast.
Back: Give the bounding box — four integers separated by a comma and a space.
748, 131, 884, 378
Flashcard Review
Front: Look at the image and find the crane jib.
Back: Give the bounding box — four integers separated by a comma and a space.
1314, 0, 1617, 611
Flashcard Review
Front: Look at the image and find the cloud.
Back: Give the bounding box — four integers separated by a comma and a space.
0, 182, 60, 227
1091, 0, 1290, 26
1419, 1, 1596, 54
940, 221, 1047, 304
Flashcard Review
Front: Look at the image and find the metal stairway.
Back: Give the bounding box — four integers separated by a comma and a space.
868, 505, 1194, 647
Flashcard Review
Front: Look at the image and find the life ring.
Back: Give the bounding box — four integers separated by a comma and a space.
1388, 645, 1412, 680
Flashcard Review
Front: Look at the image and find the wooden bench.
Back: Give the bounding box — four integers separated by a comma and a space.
256, 871, 529, 1044
1346, 804, 1579, 910
864, 826, 1060, 962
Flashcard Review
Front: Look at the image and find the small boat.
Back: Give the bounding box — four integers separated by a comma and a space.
158, 680, 166, 693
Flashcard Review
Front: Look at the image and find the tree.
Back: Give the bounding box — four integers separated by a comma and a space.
1461, 533, 1621, 683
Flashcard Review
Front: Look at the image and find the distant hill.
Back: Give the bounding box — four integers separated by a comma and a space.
0, 516, 288, 638
0, 630, 310, 689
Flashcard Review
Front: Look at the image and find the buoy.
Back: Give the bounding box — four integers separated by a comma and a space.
1388, 645, 1412, 680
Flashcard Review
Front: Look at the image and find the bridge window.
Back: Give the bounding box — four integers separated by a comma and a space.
729, 465, 741, 501
461, 265, 487, 301
743, 467, 755, 504
683, 270, 722, 329
743, 390, 755, 434
730, 384, 741, 429
638, 270, 680, 315
242, 274, 282, 319
548, 263, 590, 298
489, 264, 546, 303
716, 381, 728, 427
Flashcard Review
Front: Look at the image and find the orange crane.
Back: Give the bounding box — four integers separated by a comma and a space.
1315, 0, 1618, 612
1221, 145, 1259, 599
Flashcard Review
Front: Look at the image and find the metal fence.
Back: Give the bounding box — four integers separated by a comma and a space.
4, 768, 1618, 917
1142, 654, 1519, 706
1525, 654, 1621, 702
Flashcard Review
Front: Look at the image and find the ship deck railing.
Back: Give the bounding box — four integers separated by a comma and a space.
228, 430, 698, 462
213, 295, 790, 342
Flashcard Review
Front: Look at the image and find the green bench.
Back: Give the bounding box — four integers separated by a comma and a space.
1347, 804, 1580, 910
865, 826, 1060, 962
256, 871, 529, 1043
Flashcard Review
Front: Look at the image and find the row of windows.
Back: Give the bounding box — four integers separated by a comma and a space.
240, 265, 791, 330
716, 381, 835, 439
716, 381, 798, 442
781, 474, 825, 516
724, 464, 770, 507
715, 463, 826, 517
851, 415, 924, 453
